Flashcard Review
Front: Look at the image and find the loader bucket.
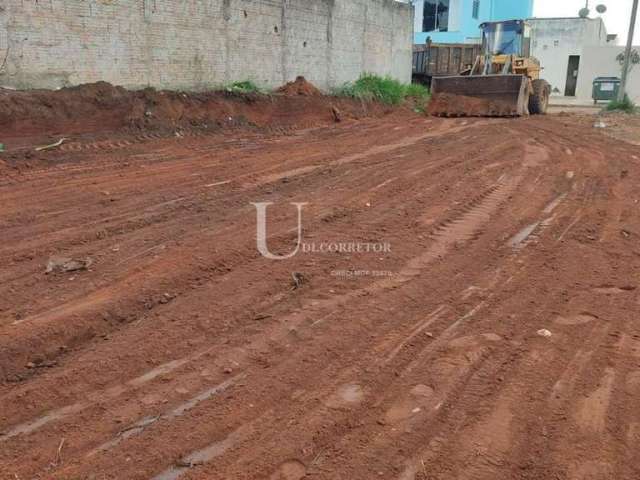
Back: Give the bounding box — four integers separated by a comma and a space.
429, 74, 530, 117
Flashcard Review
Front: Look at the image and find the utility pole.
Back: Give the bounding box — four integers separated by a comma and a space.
618, 0, 639, 102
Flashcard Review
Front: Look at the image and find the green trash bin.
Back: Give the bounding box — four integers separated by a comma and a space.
592, 77, 621, 104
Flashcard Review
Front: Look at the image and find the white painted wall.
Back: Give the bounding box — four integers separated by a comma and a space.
577, 46, 640, 103
529, 17, 610, 97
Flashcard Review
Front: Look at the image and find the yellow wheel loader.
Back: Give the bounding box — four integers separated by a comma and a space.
429, 20, 551, 117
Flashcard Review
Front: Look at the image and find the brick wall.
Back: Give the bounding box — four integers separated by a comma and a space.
0, 0, 413, 91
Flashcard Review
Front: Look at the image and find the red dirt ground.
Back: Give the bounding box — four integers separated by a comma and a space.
598, 111, 640, 146
1, 86, 640, 480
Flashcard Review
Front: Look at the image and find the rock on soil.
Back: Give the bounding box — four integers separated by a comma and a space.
45, 256, 93, 274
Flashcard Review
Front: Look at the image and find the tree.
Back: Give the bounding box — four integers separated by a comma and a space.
616, 50, 640, 74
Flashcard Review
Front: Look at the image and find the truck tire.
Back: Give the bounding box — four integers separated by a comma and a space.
529, 79, 550, 115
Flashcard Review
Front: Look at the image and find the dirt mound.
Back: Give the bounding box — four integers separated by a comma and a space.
277, 76, 322, 96
0, 82, 401, 154
0, 81, 132, 137
428, 93, 519, 117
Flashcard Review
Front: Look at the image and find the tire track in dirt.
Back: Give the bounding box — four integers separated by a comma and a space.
0, 118, 506, 385
0, 169, 512, 446
323, 137, 594, 479
103, 173, 524, 479
0, 119, 470, 274
0, 142, 520, 476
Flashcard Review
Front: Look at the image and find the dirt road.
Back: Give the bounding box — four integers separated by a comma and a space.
1, 110, 640, 480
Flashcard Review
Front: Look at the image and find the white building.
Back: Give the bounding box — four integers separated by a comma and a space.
577, 45, 640, 103
529, 17, 640, 103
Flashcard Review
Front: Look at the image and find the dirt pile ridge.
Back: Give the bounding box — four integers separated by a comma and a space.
0, 81, 396, 152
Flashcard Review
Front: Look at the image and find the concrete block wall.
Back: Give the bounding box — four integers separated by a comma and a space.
0, 0, 413, 91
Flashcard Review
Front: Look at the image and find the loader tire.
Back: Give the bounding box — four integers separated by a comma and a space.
529, 79, 550, 115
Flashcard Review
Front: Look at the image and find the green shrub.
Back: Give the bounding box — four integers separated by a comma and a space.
605, 95, 637, 114
335, 74, 430, 105
226, 80, 263, 94
404, 82, 430, 102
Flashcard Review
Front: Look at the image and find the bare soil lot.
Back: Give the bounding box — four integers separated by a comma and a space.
1, 88, 640, 480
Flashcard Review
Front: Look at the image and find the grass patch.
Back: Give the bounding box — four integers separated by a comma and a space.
335, 74, 429, 105
404, 82, 430, 102
605, 95, 637, 114
225, 80, 263, 94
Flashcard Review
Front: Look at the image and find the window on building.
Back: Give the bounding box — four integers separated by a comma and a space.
423, 0, 450, 33
472, 0, 480, 19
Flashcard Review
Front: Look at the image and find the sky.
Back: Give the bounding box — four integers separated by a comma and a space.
533, 0, 639, 45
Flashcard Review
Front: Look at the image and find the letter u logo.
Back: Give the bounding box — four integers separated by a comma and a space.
252, 202, 307, 260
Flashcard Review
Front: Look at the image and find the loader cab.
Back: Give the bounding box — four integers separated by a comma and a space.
480, 20, 531, 58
